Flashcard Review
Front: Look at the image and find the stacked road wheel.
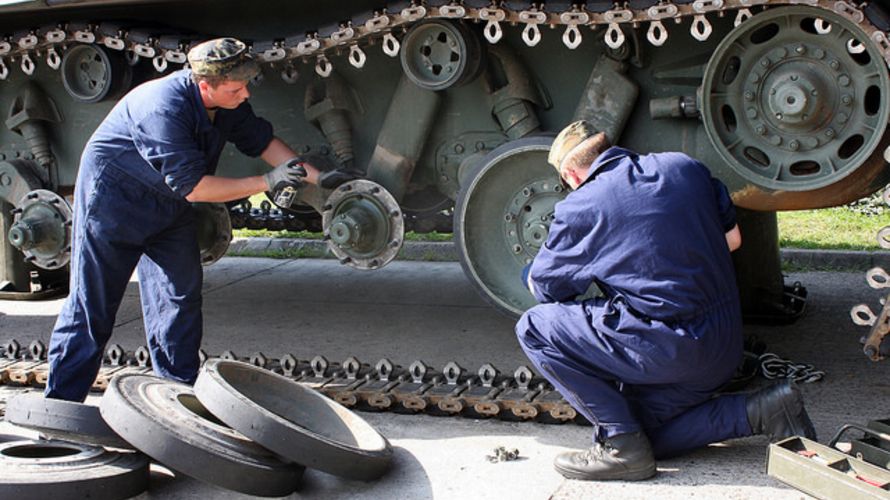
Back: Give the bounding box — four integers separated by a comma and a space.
99, 374, 303, 497
5, 393, 131, 449
195, 358, 393, 481
0, 439, 148, 500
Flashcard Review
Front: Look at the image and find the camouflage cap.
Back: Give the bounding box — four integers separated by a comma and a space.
187, 37, 260, 81
548, 120, 599, 172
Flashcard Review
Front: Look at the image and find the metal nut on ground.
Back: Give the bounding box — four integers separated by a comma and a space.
194, 358, 393, 480
5, 392, 131, 449
99, 373, 302, 497
0, 439, 148, 500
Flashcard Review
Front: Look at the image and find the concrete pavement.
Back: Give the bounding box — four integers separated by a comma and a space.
1, 257, 889, 499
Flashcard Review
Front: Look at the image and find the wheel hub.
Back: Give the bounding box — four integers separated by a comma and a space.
504, 179, 564, 262
752, 46, 847, 151
8, 189, 72, 270
322, 180, 404, 270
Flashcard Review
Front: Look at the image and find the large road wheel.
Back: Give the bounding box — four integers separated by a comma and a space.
702, 6, 890, 209
99, 374, 302, 497
454, 136, 564, 317
5, 392, 131, 449
195, 359, 392, 480
0, 439, 148, 500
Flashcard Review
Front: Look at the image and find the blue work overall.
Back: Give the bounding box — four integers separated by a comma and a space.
516, 148, 752, 458
46, 70, 272, 401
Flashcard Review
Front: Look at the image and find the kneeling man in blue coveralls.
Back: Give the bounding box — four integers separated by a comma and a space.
45, 38, 356, 402
516, 121, 817, 481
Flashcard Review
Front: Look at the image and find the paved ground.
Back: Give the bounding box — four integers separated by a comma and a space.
1, 257, 889, 499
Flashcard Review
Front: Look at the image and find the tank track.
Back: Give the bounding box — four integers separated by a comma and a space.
0, 1, 888, 84
0, 337, 763, 424
850, 184, 890, 361
0, 338, 592, 424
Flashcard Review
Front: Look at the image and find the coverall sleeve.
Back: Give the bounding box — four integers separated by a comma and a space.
528, 211, 594, 304
710, 177, 737, 232
226, 103, 274, 157
130, 110, 207, 197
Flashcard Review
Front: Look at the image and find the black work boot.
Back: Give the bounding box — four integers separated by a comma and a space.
553, 431, 656, 481
746, 381, 817, 441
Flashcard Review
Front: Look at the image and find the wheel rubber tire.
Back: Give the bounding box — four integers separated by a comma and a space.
0, 439, 148, 500
195, 359, 393, 480
5, 392, 131, 449
99, 373, 303, 497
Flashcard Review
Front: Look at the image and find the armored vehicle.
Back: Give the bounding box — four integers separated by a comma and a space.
1, 0, 889, 334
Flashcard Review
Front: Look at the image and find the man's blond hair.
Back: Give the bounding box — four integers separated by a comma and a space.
560, 132, 611, 177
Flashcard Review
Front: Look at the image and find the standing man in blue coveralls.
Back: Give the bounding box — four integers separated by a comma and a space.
516, 121, 817, 481
45, 38, 356, 402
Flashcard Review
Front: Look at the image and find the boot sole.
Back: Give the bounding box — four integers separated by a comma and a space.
554, 462, 657, 481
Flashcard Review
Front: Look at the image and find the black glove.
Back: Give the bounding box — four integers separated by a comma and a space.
318, 168, 364, 190
264, 158, 307, 208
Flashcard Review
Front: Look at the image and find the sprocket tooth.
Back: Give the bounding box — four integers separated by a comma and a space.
879, 226, 890, 250
382, 32, 400, 57
562, 24, 582, 49
866, 267, 890, 289
647, 20, 668, 46
153, 55, 168, 72
690, 14, 713, 42
310, 355, 330, 377
280, 65, 299, 84
522, 22, 542, 47
484, 18, 504, 44
847, 38, 866, 55
734, 8, 753, 27
374, 358, 395, 381
315, 55, 332, 77
46, 47, 62, 70
604, 23, 625, 49
442, 361, 464, 384
348, 45, 366, 68
20, 53, 35, 75
814, 17, 832, 35
851, 303, 877, 326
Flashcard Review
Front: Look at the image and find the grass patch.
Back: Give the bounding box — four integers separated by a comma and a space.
236, 191, 890, 251
233, 229, 454, 242
234, 211, 888, 249
233, 229, 323, 239
227, 246, 328, 259
777, 207, 890, 251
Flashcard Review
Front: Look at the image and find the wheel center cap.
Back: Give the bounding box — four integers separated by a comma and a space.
772, 84, 808, 117
330, 214, 364, 249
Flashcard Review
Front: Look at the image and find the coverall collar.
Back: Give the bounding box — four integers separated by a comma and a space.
185, 70, 214, 131
579, 146, 635, 189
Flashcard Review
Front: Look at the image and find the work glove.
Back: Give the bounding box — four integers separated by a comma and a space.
264, 158, 307, 208
318, 168, 364, 190
263, 157, 307, 192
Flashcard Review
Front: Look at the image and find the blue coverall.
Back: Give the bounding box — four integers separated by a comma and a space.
45, 70, 273, 401
516, 147, 751, 459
